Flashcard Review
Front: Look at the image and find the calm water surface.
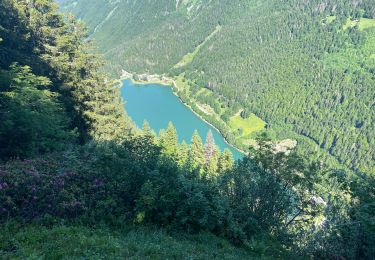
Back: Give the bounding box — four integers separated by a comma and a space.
121, 80, 243, 159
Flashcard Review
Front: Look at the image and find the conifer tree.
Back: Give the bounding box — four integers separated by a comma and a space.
205, 147, 220, 176
187, 130, 205, 170
218, 148, 234, 174
204, 130, 219, 175
159, 122, 179, 160
204, 130, 216, 163
142, 120, 155, 139
140, 120, 156, 150
178, 140, 188, 166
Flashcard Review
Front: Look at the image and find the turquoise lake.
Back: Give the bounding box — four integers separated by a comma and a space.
121, 79, 243, 159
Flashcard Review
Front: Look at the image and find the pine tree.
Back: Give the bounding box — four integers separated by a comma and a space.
204, 130, 219, 175
142, 120, 155, 139
178, 140, 188, 166
204, 129, 218, 163
204, 130, 216, 163
159, 122, 179, 160
187, 130, 205, 170
218, 148, 234, 174
205, 147, 220, 176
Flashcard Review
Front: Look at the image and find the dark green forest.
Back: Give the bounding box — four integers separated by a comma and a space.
1, 0, 375, 259
60, 0, 375, 175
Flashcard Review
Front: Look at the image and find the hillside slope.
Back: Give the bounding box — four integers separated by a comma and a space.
0, 224, 261, 259
1, 1, 374, 259
60, 0, 375, 174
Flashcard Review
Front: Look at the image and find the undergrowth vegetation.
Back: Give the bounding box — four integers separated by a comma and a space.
0, 223, 261, 259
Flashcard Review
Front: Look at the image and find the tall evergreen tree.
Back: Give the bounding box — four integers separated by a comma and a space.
218, 148, 234, 174
187, 130, 205, 170
159, 122, 179, 160
204, 130, 216, 163
178, 140, 188, 166
203, 130, 219, 176
142, 120, 155, 140
205, 147, 220, 176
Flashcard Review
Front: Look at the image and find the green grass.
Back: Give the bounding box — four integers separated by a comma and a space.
358, 18, 375, 31
174, 74, 191, 92
343, 18, 358, 30
343, 18, 375, 31
229, 113, 266, 146
174, 25, 222, 68
322, 15, 336, 25
326, 15, 336, 23
195, 88, 209, 96
0, 224, 260, 259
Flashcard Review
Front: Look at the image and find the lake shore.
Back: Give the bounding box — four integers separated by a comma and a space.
119, 73, 247, 156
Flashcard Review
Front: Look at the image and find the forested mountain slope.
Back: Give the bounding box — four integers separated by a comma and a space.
60, 0, 375, 174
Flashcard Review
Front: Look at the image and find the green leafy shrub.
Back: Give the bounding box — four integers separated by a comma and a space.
0, 65, 75, 158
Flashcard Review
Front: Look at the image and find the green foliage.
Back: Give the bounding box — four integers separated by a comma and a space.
293, 169, 375, 259
61, 0, 375, 174
0, 223, 256, 259
0, 129, 373, 258
0, 1, 374, 259
203, 130, 220, 176
178, 140, 188, 167
220, 138, 320, 244
0, 0, 134, 147
218, 149, 234, 174
174, 25, 222, 68
0, 64, 74, 158
158, 122, 179, 161
229, 113, 266, 145
187, 130, 205, 171
142, 120, 155, 140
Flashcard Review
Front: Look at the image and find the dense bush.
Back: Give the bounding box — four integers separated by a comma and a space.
1, 129, 374, 258
0, 137, 286, 234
